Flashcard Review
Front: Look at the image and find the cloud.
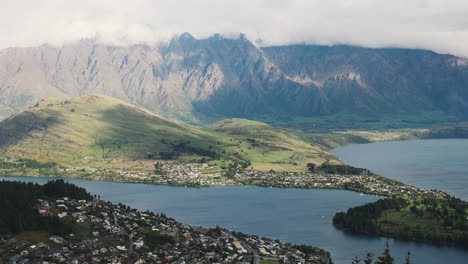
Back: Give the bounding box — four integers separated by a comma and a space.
2, 0, 468, 56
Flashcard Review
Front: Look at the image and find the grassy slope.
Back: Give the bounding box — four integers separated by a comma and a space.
204, 119, 340, 171
0, 95, 338, 173
0, 95, 225, 167
294, 129, 420, 150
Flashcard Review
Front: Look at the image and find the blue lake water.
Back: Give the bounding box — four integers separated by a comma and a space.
2, 173, 467, 264
3, 139, 468, 264
332, 139, 468, 201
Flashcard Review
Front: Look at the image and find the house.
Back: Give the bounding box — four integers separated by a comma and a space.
232, 241, 244, 250
116, 245, 126, 251
259, 247, 269, 255
58, 212, 67, 218
133, 240, 144, 249
49, 236, 65, 244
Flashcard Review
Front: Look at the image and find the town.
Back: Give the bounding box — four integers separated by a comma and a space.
60, 162, 448, 200
1, 193, 332, 264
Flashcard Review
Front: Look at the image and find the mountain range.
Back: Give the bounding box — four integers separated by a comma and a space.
1, 33, 467, 125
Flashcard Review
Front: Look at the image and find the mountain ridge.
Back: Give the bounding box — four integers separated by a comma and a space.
1, 33, 467, 126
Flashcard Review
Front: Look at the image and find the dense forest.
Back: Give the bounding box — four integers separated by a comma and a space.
307, 163, 371, 175
0, 179, 92, 235
333, 197, 468, 248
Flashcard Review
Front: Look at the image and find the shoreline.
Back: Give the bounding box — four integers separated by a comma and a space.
0, 166, 448, 199
1, 138, 466, 252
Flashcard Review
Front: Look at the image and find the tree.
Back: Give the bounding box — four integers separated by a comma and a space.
351, 244, 411, 264
352, 256, 361, 264
375, 241, 394, 264
364, 252, 374, 264
307, 163, 316, 172
405, 252, 411, 264
154, 162, 163, 174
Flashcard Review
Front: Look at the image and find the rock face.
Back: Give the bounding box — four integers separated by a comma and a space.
0, 33, 468, 122
262, 45, 468, 116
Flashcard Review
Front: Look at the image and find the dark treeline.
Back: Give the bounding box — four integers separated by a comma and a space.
159, 141, 219, 160
334, 198, 410, 234
351, 242, 411, 264
0, 179, 92, 235
308, 163, 370, 175
0, 158, 57, 169
333, 197, 468, 248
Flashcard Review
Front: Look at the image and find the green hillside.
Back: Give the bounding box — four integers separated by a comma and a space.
205, 119, 339, 171
0, 95, 338, 178
0, 95, 225, 167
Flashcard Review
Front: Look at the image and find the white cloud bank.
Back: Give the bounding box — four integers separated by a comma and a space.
2, 0, 468, 56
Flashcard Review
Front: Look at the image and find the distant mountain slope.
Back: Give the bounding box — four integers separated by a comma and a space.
418, 122, 468, 139
1, 34, 467, 125
0, 34, 325, 123
0, 95, 337, 173
261, 45, 468, 116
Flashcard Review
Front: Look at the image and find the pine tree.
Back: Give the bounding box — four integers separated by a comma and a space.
364, 252, 374, 264
352, 256, 361, 264
405, 252, 411, 264
375, 241, 394, 264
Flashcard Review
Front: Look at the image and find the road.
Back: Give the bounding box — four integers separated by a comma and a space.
222, 230, 260, 264
113, 213, 140, 262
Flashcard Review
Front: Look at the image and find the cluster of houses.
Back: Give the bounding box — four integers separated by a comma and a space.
1, 195, 332, 264
61, 161, 447, 200
235, 170, 448, 199
243, 236, 330, 264
146, 162, 447, 199
154, 163, 237, 186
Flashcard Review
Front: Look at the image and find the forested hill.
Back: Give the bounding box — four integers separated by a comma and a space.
0, 179, 92, 234
333, 197, 468, 248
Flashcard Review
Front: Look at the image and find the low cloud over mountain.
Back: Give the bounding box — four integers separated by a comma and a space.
3, 0, 468, 57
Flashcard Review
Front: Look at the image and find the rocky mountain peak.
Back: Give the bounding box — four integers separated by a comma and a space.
0, 35, 468, 123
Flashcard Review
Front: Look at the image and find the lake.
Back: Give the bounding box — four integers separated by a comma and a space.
2, 174, 467, 263
332, 139, 468, 201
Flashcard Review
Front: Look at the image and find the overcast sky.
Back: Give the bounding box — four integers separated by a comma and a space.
2, 0, 468, 57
